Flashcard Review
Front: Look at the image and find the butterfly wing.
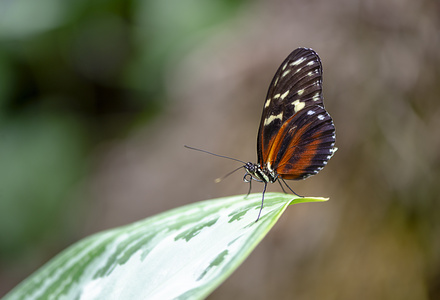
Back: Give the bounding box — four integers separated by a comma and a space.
257, 48, 336, 180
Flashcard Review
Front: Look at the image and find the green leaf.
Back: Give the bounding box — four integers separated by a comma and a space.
4, 193, 328, 300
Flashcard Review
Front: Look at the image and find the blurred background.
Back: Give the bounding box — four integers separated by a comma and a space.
0, 0, 439, 298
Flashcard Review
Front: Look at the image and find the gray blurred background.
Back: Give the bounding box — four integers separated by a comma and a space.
1, 0, 439, 299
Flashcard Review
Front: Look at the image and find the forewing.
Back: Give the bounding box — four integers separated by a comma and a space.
257, 48, 325, 164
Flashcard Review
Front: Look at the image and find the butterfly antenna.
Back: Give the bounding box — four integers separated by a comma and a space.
214, 165, 245, 183
184, 145, 247, 164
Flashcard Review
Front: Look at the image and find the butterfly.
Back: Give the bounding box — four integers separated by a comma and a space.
186, 47, 336, 221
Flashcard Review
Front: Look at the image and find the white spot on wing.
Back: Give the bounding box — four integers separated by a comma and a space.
265, 98, 271, 108
281, 70, 291, 78
297, 89, 304, 96
264, 112, 283, 126
307, 61, 315, 66
273, 77, 279, 87
307, 110, 315, 115
327, 147, 338, 159
273, 94, 281, 99
290, 57, 306, 66
282, 62, 288, 71
317, 114, 325, 120
312, 92, 320, 101
291, 100, 305, 113
280, 90, 290, 100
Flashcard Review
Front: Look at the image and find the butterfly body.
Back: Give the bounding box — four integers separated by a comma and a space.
243, 162, 277, 184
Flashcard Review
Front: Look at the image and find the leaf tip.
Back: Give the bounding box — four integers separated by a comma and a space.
289, 196, 330, 205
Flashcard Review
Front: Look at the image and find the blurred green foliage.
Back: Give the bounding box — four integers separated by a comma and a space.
0, 113, 87, 257
0, 0, 246, 289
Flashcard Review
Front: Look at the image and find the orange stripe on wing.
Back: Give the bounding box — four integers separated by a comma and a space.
263, 118, 293, 169
276, 121, 324, 179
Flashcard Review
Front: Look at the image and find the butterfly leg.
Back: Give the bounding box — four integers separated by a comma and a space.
246, 180, 252, 199
256, 182, 267, 222
280, 178, 302, 197
243, 173, 252, 199
277, 179, 288, 194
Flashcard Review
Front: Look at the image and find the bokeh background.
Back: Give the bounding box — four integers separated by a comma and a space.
1, 0, 439, 298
